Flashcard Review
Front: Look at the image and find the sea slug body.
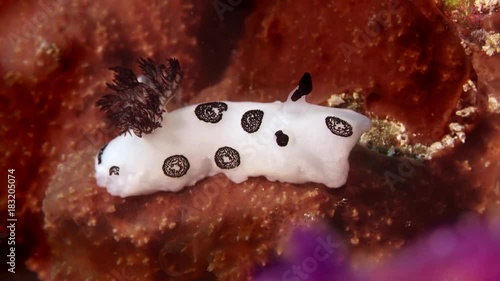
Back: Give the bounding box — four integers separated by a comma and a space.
95, 59, 371, 197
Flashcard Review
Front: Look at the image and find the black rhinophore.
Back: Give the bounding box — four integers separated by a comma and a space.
290, 72, 313, 102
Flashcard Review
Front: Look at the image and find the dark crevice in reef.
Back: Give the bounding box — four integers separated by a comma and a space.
190, 0, 256, 92
100, 15, 145, 70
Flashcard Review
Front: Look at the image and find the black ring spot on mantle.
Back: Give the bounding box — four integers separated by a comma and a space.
195, 102, 228, 123
325, 116, 353, 137
214, 146, 240, 169
109, 166, 120, 176
241, 109, 264, 133
97, 143, 108, 165
275, 130, 289, 147
163, 155, 190, 178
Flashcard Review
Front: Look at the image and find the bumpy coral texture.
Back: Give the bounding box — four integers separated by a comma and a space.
1, 0, 499, 280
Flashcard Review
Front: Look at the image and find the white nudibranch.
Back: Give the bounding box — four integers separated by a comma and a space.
95, 58, 371, 197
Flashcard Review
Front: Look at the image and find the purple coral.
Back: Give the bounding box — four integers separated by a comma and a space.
367, 215, 500, 281
253, 226, 356, 281
255, 215, 500, 281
